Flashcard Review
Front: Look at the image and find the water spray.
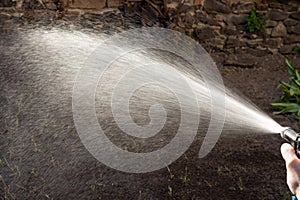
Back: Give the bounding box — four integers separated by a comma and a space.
281, 127, 300, 158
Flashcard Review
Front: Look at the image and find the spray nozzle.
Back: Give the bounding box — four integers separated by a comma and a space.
281, 127, 300, 158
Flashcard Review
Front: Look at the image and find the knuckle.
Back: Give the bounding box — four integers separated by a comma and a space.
288, 182, 298, 193
286, 159, 298, 168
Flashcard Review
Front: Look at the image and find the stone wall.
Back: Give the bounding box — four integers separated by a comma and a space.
1, 0, 299, 67
0, 0, 121, 10
166, 0, 300, 67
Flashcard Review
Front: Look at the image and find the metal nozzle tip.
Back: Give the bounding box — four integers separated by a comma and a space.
281, 127, 292, 132
280, 127, 291, 137
280, 127, 299, 146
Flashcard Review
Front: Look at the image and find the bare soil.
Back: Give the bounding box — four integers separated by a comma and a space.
1, 10, 300, 200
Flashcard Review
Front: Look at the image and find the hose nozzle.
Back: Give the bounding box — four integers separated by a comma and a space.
281, 127, 300, 158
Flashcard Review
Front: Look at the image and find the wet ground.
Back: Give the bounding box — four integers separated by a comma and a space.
1, 10, 300, 200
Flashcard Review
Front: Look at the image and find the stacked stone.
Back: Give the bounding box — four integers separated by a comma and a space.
1, 0, 299, 68
167, 0, 300, 67
0, 0, 122, 10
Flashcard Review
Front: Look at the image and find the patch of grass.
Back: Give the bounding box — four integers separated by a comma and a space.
49, 156, 59, 167
30, 186, 38, 194
138, 190, 142, 200
272, 59, 300, 118
181, 166, 190, 184
90, 184, 96, 192
228, 177, 244, 191
1, 175, 16, 199
31, 134, 41, 153
237, 177, 244, 191
246, 9, 266, 33
3, 157, 20, 177
228, 186, 236, 191
167, 185, 172, 197
204, 180, 213, 188
15, 184, 26, 191
217, 165, 231, 174
31, 168, 38, 177
293, 45, 300, 54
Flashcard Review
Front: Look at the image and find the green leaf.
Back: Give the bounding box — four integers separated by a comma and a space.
285, 59, 296, 77
272, 102, 297, 107
293, 45, 300, 53
280, 81, 292, 89
280, 82, 300, 95
272, 103, 300, 114
290, 89, 295, 96
272, 59, 300, 118
246, 9, 265, 33
293, 79, 300, 88
295, 70, 300, 80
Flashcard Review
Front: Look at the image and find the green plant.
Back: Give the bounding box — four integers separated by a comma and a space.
293, 45, 300, 53
181, 167, 190, 183
204, 180, 213, 188
246, 9, 266, 33
237, 177, 244, 191
229, 186, 236, 191
272, 59, 300, 118
167, 185, 172, 197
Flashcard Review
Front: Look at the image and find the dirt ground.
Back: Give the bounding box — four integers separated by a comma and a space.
1, 10, 300, 200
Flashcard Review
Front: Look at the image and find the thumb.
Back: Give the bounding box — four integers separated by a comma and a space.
281, 143, 298, 164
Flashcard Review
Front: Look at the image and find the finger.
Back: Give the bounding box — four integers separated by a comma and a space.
281, 143, 298, 164
295, 187, 300, 198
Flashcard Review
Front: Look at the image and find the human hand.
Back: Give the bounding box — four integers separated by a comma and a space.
281, 143, 300, 199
